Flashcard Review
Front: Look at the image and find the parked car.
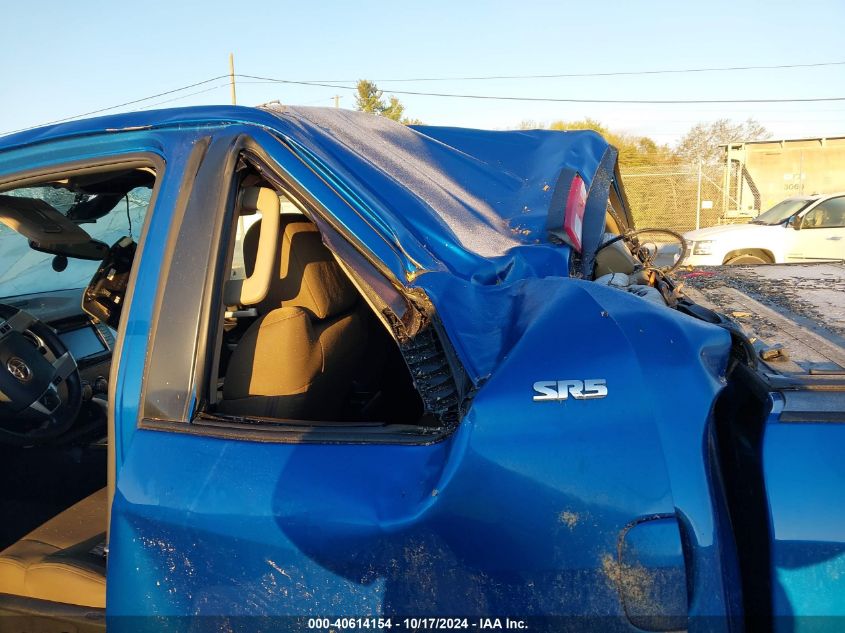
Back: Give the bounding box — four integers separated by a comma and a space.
682, 193, 845, 265
0, 106, 842, 631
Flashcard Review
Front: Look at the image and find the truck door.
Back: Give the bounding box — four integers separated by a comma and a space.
763, 388, 845, 626
789, 196, 845, 261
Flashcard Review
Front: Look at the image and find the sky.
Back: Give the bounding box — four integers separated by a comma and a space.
2, 0, 845, 145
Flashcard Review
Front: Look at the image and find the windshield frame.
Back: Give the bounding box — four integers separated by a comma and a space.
751, 197, 815, 225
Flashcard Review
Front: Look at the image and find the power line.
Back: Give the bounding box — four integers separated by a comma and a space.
237, 74, 845, 104
299, 60, 845, 83
5, 68, 845, 138
137, 83, 231, 110
1, 75, 229, 136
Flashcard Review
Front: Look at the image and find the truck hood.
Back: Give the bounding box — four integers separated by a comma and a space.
684, 223, 782, 242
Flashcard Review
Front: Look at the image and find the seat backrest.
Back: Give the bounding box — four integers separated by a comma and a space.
222, 216, 366, 420
242, 216, 358, 317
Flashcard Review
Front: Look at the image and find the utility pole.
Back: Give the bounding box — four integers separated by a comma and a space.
696, 161, 702, 230
333, 95, 341, 108
229, 53, 237, 105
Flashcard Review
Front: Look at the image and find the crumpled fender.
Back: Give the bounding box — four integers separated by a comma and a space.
425, 274, 737, 618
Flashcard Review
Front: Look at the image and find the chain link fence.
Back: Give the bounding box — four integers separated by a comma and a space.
621, 163, 730, 235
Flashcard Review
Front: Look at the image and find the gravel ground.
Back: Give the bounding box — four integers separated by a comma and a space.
679, 263, 845, 342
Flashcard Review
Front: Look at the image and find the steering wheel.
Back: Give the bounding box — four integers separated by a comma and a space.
0, 304, 82, 445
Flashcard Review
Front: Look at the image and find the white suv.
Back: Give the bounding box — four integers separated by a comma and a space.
682, 193, 845, 265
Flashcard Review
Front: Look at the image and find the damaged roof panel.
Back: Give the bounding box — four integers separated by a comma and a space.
0, 105, 616, 283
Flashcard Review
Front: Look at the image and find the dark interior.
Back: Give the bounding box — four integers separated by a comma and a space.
214, 211, 425, 425
712, 361, 775, 627
0, 408, 106, 552
0, 168, 150, 553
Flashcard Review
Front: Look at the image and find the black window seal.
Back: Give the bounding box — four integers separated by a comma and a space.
0, 155, 161, 194
139, 133, 233, 422
140, 415, 450, 446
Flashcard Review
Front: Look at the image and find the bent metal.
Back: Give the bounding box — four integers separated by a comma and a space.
532, 379, 608, 401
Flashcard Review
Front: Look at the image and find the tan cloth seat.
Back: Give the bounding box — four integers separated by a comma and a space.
220, 217, 370, 420
0, 488, 106, 608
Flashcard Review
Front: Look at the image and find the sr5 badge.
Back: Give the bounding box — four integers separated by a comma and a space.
533, 379, 607, 401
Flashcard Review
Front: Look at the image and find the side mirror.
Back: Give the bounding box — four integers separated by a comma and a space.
787, 215, 800, 230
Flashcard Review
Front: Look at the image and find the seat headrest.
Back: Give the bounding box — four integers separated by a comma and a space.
243, 216, 358, 319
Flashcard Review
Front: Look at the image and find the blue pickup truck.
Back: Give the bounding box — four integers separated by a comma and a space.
0, 105, 842, 632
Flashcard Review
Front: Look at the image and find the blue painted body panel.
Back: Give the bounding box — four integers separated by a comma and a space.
619, 518, 688, 628
106, 281, 732, 625
763, 410, 845, 627
0, 106, 838, 625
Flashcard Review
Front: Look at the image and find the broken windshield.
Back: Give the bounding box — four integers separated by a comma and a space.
0, 187, 150, 298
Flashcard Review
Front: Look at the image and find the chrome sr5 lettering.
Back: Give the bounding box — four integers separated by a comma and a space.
533, 379, 607, 401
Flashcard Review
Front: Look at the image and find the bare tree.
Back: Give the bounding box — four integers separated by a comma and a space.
674, 118, 771, 165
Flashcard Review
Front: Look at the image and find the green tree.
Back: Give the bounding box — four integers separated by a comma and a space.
382, 95, 404, 122
355, 80, 386, 114
355, 80, 419, 124
547, 117, 611, 136
517, 119, 543, 130
674, 118, 771, 165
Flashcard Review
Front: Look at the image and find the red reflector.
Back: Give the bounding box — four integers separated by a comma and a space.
563, 174, 587, 252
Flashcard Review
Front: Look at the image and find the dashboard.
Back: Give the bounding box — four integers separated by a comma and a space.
3, 287, 114, 388
4, 288, 96, 323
